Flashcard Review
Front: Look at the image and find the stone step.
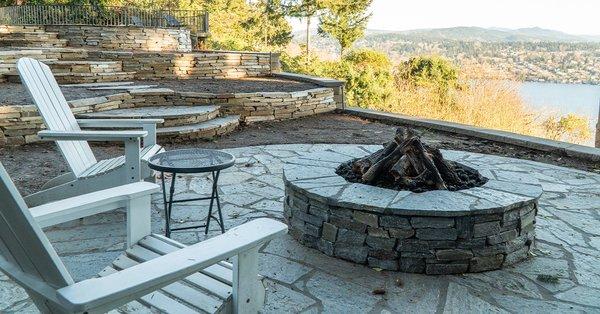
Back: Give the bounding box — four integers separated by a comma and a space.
0, 38, 68, 48
45, 60, 123, 74
5, 71, 136, 84
61, 81, 135, 88
77, 105, 221, 127
157, 115, 240, 140
0, 25, 46, 34
0, 31, 59, 40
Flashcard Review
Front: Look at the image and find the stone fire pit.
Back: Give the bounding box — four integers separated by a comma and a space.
283, 147, 543, 275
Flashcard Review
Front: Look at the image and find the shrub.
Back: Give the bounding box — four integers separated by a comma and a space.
396, 55, 460, 90
542, 114, 592, 144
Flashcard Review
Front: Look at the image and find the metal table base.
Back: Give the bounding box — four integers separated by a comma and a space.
161, 170, 225, 238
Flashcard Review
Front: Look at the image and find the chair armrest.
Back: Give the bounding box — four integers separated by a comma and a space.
56, 218, 288, 313
30, 182, 160, 228
77, 119, 164, 128
38, 130, 147, 141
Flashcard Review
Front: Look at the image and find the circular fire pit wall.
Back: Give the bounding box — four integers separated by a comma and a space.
283, 150, 542, 275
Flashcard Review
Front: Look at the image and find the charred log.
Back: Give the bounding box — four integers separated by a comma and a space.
336, 127, 488, 193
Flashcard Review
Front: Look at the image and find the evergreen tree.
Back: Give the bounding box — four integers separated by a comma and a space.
318, 0, 372, 56
243, 0, 292, 50
284, 0, 325, 60
203, 0, 254, 50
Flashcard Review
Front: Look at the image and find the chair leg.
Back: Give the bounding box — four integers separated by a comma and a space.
232, 246, 264, 314
127, 195, 152, 247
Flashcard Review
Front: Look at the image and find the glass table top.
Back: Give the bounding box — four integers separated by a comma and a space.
148, 148, 235, 173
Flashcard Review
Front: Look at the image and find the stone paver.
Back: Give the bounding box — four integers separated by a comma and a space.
3, 144, 600, 313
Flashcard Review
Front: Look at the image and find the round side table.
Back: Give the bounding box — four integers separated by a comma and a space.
148, 148, 235, 238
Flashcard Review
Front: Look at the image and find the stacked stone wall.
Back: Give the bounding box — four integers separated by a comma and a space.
0, 86, 335, 146
90, 51, 274, 79
44, 26, 192, 52
171, 88, 335, 122
0, 48, 90, 79
284, 181, 538, 275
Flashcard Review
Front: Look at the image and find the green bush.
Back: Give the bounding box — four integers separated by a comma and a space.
340, 49, 395, 108
281, 49, 396, 108
396, 55, 459, 90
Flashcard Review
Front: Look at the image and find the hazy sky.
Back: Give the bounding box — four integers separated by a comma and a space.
290, 0, 600, 35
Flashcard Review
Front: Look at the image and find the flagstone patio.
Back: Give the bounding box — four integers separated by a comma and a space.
2, 144, 600, 313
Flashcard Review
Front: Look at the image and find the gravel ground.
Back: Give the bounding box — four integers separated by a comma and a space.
1, 113, 597, 196
0, 77, 321, 106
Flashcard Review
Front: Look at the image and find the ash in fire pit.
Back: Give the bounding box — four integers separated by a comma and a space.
336, 127, 487, 193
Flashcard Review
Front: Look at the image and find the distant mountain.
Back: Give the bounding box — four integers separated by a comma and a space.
366, 27, 599, 42
293, 26, 600, 43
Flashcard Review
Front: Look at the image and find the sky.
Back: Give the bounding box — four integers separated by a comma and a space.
289, 0, 600, 35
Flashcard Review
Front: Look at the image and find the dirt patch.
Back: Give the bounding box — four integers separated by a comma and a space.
0, 83, 118, 106
141, 77, 321, 93
1, 113, 598, 196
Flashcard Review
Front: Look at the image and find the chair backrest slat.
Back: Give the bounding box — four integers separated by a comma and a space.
0, 163, 74, 302
17, 58, 97, 176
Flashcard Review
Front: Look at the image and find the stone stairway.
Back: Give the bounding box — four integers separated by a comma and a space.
76, 104, 240, 140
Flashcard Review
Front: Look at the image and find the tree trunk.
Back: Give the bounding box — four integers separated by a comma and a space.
305, 16, 311, 62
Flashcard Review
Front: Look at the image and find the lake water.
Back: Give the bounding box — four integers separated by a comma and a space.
518, 82, 599, 146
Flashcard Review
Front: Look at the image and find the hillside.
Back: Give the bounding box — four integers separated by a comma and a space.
293, 26, 600, 44
290, 27, 600, 84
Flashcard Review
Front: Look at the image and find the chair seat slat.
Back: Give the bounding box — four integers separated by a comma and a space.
138, 236, 233, 285
99, 266, 202, 314
112, 254, 225, 313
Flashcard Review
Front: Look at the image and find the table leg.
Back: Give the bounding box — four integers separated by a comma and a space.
161, 172, 169, 237
214, 171, 225, 233
205, 171, 216, 234
166, 172, 177, 238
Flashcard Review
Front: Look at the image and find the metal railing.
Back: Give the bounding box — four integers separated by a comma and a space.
0, 5, 209, 33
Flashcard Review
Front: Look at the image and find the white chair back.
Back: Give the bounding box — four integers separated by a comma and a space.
0, 163, 74, 311
17, 57, 97, 176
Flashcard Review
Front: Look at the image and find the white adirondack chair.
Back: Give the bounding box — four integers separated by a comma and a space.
17, 57, 164, 207
0, 162, 287, 313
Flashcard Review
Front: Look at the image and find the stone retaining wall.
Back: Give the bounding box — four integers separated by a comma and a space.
0, 49, 278, 82
0, 48, 90, 80
0, 86, 335, 146
171, 88, 335, 122
90, 50, 275, 79
282, 152, 542, 275
44, 25, 192, 52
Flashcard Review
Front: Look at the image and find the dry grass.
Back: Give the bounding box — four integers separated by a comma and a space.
372, 80, 537, 135
370, 79, 592, 144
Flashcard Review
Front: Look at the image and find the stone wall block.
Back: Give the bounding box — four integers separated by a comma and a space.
469, 254, 504, 272
335, 243, 368, 263
353, 211, 379, 227
416, 228, 458, 240
411, 217, 455, 229
473, 221, 501, 237
322, 222, 338, 242
487, 229, 518, 245
329, 216, 367, 233
380, 215, 411, 229
365, 235, 396, 251
435, 249, 474, 261
336, 228, 366, 245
